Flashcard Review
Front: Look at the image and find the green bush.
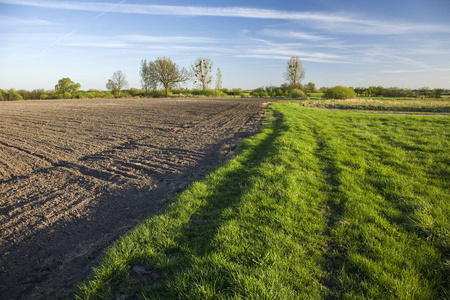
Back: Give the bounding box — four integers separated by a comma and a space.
102, 92, 115, 99
323, 86, 356, 99
118, 92, 131, 98
149, 90, 168, 98
190, 89, 204, 96
289, 89, 306, 98
258, 91, 269, 98
8, 90, 23, 101
190, 89, 227, 97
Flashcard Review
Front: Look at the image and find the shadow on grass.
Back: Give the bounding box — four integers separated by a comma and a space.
308, 123, 349, 299
101, 114, 285, 298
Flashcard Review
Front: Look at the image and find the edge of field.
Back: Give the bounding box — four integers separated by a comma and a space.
299, 98, 450, 114
74, 103, 315, 299
73, 102, 449, 299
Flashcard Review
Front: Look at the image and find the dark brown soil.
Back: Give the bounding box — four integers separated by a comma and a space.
0, 98, 269, 299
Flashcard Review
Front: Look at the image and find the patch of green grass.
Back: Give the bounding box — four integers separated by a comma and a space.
300, 98, 450, 113
308, 93, 325, 97
75, 103, 449, 299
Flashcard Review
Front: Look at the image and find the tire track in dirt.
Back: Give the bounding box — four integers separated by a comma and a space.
0, 98, 272, 299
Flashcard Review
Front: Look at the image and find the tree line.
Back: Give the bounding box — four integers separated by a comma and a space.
1, 56, 447, 101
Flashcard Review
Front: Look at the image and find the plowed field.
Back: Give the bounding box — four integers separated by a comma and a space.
0, 98, 268, 299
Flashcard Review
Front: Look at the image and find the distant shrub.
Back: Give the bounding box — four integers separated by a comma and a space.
191, 89, 227, 97
17, 89, 30, 100
323, 86, 356, 99
102, 92, 114, 98
129, 88, 145, 97
210, 89, 228, 97
289, 89, 306, 98
430, 88, 444, 99
40, 94, 49, 100
258, 91, 269, 98
56, 92, 72, 99
0, 92, 4, 101
118, 92, 131, 98
227, 88, 243, 96
73, 92, 84, 99
149, 90, 167, 98
8, 90, 23, 101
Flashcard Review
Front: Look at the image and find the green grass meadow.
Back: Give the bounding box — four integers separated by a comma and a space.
76, 102, 450, 299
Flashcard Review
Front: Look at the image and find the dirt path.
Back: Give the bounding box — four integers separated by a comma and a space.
0, 98, 269, 299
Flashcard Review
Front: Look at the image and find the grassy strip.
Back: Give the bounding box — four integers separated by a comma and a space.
294, 106, 450, 298
76, 103, 449, 299
76, 109, 330, 299
300, 99, 450, 113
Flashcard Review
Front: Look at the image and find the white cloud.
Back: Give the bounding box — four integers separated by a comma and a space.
235, 54, 352, 64
0, 15, 52, 25
261, 29, 331, 41
58, 34, 219, 48
2, 0, 450, 35
118, 35, 218, 44
380, 68, 450, 74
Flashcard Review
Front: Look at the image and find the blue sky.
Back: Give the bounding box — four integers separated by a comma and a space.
1, 0, 449, 91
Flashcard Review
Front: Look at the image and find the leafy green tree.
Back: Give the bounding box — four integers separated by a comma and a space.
419, 87, 431, 98
354, 87, 366, 97
140, 59, 159, 97
305, 82, 316, 93
192, 57, 213, 90
7, 89, 23, 100
17, 89, 30, 100
55, 78, 80, 98
430, 88, 444, 98
30, 89, 45, 100
285, 56, 305, 90
367, 86, 384, 97
143, 57, 191, 97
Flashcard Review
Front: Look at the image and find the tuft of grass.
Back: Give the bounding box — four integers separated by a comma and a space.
75, 103, 449, 299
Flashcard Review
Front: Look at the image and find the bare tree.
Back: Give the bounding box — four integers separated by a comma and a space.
192, 57, 213, 90
144, 57, 191, 97
216, 67, 222, 90
284, 56, 305, 90
106, 70, 129, 96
